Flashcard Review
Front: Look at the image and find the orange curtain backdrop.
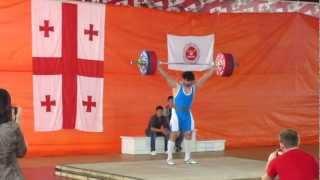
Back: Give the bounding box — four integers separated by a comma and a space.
0, 1, 318, 156
105, 7, 319, 147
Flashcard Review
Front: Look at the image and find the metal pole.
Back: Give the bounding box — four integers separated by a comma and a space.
158, 61, 214, 66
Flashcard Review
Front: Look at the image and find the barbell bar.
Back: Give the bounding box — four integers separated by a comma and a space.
131, 50, 237, 76
131, 61, 214, 66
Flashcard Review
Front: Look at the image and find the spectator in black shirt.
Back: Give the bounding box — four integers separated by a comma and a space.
145, 106, 170, 155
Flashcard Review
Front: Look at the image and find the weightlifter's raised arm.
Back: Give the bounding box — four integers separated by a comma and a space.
195, 66, 216, 88
157, 63, 177, 88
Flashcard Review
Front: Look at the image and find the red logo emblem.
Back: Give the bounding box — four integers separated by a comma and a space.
183, 43, 200, 64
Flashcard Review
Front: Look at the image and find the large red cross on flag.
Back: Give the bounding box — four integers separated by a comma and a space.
32, 0, 105, 132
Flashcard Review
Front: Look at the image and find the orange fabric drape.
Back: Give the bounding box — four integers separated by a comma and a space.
0, 1, 318, 156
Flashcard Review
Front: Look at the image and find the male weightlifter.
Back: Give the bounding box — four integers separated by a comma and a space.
158, 63, 216, 165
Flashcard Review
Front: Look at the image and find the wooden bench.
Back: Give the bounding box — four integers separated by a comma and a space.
121, 134, 225, 154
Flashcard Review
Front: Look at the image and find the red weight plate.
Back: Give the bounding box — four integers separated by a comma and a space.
147, 51, 158, 75
222, 53, 234, 77
215, 53, 235, 77
215, 53, 226, 76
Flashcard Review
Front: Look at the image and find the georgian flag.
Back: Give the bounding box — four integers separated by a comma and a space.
32, 0, 105, 132
167, 34, 214, 71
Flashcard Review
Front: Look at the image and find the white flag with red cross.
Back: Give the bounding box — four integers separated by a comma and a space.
32, 0, 105, 132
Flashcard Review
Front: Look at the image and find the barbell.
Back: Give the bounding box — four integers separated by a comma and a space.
130, 50, 237, 76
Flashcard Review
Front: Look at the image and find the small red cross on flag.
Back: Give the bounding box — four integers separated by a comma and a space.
82, 96, 96, 112
41, 95, 56, 112
32, 0, 105, 132
39, 20, 54, 38
84, 24, 98, 41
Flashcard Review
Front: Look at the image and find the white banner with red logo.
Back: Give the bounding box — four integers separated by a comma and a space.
167, 34, 214, 71
32, 0, 105, 132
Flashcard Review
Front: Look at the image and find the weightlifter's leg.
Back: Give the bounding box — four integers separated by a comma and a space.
167, 131, 178, 165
